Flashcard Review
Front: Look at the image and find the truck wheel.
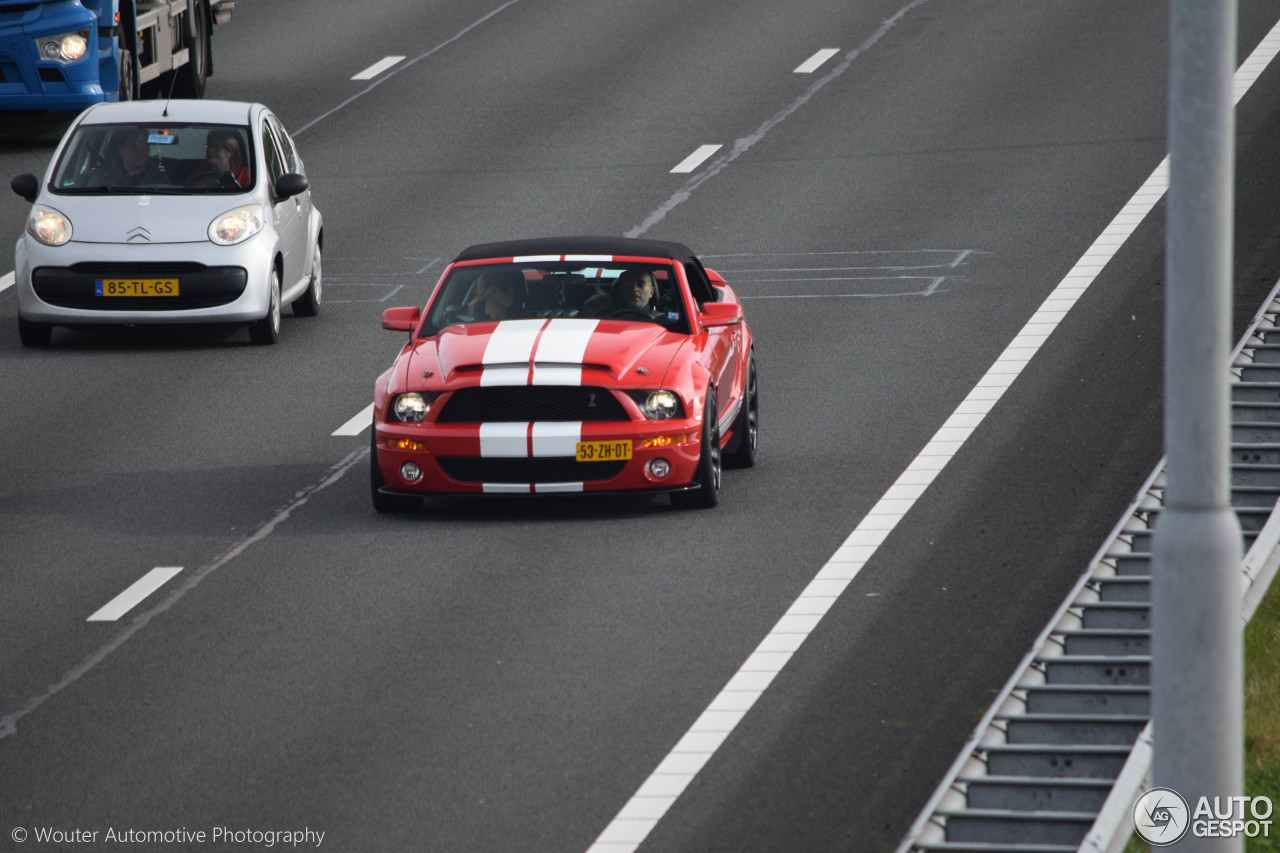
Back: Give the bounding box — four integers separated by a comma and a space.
172, 0, 209, 98
118, 48, 136, 101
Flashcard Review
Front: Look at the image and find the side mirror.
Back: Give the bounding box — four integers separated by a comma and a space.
274, 172, 309, 200
11, 173, 39, 202
700, 301, 743, 328
705, 267, 727, 287
382, 306, 421, 332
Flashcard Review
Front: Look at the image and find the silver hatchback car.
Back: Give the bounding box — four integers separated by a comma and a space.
10, 99, 322, 346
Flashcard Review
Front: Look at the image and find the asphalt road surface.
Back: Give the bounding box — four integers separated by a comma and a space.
3, 2, 1280, 851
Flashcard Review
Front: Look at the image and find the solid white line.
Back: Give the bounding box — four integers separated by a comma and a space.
333, 403, 374, 437
588, 12, 1280, 853
794, 48, 840, 74
87, 567, 182, 622
1, 270, 14, 292
351, 55, 405, 81
670, 145, 722, 174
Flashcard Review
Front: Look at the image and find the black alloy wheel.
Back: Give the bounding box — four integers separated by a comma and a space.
724, 357, 758, 469
671, 391, 721, 509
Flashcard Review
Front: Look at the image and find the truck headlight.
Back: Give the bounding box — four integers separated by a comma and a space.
208, 205, 264, 245
28, 205, 72, 247
36, 31, 89, 63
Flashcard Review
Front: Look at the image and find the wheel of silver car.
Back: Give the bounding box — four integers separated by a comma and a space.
18, 317, 52, 348
293, 243, 322, 317
724, 356, 758, 469
671, 391, 721, 509
249, 268, 281, 345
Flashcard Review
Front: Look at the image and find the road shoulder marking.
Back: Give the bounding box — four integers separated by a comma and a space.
351, 56, 405, 81
794, 48, 840, 74
87, 567, 183, 622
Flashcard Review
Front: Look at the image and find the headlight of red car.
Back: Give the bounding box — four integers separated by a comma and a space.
629, 390, 682, 419
392, 392, 437, 422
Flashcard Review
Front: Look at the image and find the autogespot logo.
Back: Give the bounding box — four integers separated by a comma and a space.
1134, 787, 1191, 846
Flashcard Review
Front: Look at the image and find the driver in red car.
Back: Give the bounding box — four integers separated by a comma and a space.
582, 269, 656, 317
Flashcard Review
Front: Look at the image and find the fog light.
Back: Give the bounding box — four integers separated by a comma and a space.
648, 458, 671, 479
400, 461, 422, 482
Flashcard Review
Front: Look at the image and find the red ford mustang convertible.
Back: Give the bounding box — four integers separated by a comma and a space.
370, 237, 758, 512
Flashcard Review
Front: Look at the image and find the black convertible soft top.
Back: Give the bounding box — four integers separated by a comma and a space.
452, 236, 700, 264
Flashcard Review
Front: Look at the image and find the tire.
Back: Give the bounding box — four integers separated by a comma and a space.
249, 267, 281, 345
724, 357, 758, 469
671, 391, 721, 509
117, 47, 136, 102
292, 243, 322, 317
171, 0, 208, 99
18, 317, 52, 348
371, 428, 421, 514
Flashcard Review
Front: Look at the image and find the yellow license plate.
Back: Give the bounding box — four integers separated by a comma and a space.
96, 278, 179, 297
576, 440, 633, 462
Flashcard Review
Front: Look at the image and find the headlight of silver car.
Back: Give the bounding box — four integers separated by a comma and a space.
208, 205, 264, 246
392, 392, 435, 423
27, 205, 72, 247
36, 30, 88, 63
642, 390, 680, 419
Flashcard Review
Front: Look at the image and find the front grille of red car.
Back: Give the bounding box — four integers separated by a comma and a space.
436, 386, 629, 423
438, 457, 626, 484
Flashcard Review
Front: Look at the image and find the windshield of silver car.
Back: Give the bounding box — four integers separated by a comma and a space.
49, 123, 255, 194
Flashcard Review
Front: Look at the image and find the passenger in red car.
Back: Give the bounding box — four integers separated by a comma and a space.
582, 269, 656, 317
467, 269, 525, 321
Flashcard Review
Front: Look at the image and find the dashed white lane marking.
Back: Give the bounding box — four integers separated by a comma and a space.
87, 567, 182, 622
0, 448, 367, 740
670, 145, 722, 174
1, 270, 14, 293
794, 48, 839, 74
351, 56, 405, 81
333, 403, 374, 437
588, 10, 1280, 853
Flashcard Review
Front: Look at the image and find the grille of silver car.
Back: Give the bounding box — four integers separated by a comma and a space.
436, 386, 629, 423
32, 264, 247, 311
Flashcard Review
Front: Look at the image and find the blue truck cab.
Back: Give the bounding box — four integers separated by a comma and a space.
0, 0, 233, 112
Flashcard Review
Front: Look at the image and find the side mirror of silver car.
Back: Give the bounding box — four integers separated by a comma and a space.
274, 172, 309, 201
11, 173, 38, 202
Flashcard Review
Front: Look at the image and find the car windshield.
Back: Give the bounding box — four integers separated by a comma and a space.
424, 262, 691, 334
49, 122, 255, 194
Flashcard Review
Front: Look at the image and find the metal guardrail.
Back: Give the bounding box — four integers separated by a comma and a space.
896, 277, 1280, 853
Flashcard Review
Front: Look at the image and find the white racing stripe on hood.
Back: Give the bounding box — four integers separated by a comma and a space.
532, 319, 599, 386
480, 320, 543, 386
531, 422, 582, 457
534, 482, 584, 493
479, 422, 529, 457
